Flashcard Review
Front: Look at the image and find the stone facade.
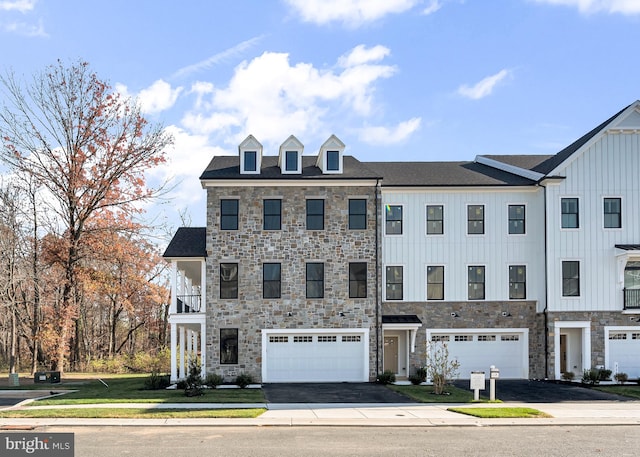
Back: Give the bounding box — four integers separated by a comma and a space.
205, 184, 380, 381
383, 300, 545, 379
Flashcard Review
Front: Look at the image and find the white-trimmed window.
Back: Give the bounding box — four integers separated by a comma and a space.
509, 265, 526, 299
468, 266, 485, 300
561, 198, 579, 229
604, 197, 621, 229
385, 205, 403, 235
427, 265, 444, 300
562, 260, 580, 297
467, 205, 484, 235
508, 204, 525, 234
386, 266, 403, 300
426, 205, 444, 235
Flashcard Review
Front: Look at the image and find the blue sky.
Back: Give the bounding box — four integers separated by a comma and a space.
1, 0, 639, 229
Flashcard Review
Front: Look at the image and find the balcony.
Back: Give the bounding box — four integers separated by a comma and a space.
623, 288, 640, 310
177, 294, 202, 313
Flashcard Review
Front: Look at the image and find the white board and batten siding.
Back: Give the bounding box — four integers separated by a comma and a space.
545, 132, 640, 312
261, 328, 369, 383
381, 188, 545, 307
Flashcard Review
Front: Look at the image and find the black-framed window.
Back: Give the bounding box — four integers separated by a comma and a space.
263, 199, 281, 230
604, 197, 621, 228
220, 263, 238, 299
386, 266, 403, 300
244, 151, 257, 172
562, 261, 580, 297
468, 205, 484, 234
327, 151, 339, 170
509, 265, 526, 299
285, 151, 298, 171
306, 262, 324, 298
349, 262, 367, 298
220, 328, 238, 364
220, 199, 239, 230
263, 263, 281, 298
561, 198, 579, 229
426, 205, 443, 235
508, 205, 525, 234
427, 265, 444, 300
385, 205, 402, 235
468, 266, 485, 300
306, 199, 324, 230
349, 199, 367, 230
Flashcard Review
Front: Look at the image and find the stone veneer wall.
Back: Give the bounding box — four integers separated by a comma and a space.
546, 311, 640, 379
205, 184, 380, 382
382, 301, 545, 379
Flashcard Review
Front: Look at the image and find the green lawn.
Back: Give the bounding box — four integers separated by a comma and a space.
16, 375, 265, 405
593, 385, 640, 399
447, 407, 550, 418
388, 384, 479, 403
0, 408, 265, 419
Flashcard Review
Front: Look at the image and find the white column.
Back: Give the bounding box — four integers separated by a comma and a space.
170, 323, 177, 382
200, 260, 207, 313
179, 326, 186, 378
200, 323, 207, 378
170, 262, 177, 314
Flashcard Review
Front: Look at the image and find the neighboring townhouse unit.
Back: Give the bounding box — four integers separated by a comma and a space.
164, 100, 640, 382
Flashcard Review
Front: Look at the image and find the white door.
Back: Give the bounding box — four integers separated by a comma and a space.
429, 330, 528, 379
263, 330, 368, 382
607, 330, 640, 378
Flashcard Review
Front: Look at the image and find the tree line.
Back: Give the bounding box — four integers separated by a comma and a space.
0, 60, 173, 374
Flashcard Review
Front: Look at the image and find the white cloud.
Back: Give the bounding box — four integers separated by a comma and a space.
116, 80, 183, 115
422, 0, 442, 15
532, 0, 640, 14
0, 0, 35, 12
338, 44, 391, 68
358, 117, 422, 145
182, 46, 397, 148
171, 35, 265, 80
457, 69, 511, 100
284, 0, 419, 27
2, 18, 46, 37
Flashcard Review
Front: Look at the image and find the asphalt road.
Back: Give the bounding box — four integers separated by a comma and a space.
23, 425, 640, 457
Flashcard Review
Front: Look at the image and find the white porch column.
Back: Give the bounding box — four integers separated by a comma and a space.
170, 323, 177, 382
170, 262, 177, 314
201, 260, 207, 313
179, 326, 186, 378
200, 323, 207, 378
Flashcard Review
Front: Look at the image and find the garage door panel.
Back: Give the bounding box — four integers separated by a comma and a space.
431, 331, 528, 379
608, 332, 640, 378
264, 331, 366, 382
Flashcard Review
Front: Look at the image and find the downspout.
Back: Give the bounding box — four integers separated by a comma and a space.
541, 182, 550, 379
375, 178, 381, 379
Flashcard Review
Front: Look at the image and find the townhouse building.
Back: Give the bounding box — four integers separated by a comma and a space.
164, 100, 640, 383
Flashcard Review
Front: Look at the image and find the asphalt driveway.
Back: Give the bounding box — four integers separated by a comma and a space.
263, 380, 634, 404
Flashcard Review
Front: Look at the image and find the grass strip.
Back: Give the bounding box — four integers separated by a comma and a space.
593, 385, 640, 400
447, 407, 551, 418
0, 408, 266, 419
387, 384, 477, 403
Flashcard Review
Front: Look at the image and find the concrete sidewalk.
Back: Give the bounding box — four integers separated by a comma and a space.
3, 400, 640, 427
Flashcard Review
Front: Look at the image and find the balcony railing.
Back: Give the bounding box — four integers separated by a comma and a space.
623, 288, 640, 310
176, 295, 202, 313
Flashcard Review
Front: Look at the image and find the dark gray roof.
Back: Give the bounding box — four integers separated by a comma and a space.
163, 227, 206, 258
615, 244, 640, 251
368, 161, 536, 187
382, 315, 423, 324
200, 155, 381, 181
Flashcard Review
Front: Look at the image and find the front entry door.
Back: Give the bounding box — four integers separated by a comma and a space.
560, 334, 567, 374
383, 336, 399, 374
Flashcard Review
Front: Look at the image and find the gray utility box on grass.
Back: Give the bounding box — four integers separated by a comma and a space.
34, 371, 61, 383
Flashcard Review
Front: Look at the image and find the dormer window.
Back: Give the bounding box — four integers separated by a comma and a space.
285, 151, 298, 172
316, 135, 345, 174
239, 135, 263, 175
244, 151, 257, 172
327, 151, 340, 171
279, 135, 304, 174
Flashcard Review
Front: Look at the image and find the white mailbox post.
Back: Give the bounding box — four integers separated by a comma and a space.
489, 365, 499, 401
470, 371, 485, 401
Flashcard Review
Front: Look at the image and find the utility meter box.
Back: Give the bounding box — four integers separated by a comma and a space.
470, 371, 485, 390
490, 366, 500, 379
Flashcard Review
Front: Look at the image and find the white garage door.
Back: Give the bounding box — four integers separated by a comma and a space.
607, 330, 640, 378
429, 330, 529, 379
262, 330, 368, 383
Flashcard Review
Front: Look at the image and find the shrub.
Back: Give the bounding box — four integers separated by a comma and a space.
235, 373, 254, 388
409, 366, 427, 385
581, 368, 600, 385
377, 370, 396, 385
614, 372, 628, 384
184, 360, 204, 397
425, 341, 460, 395
143, 372, 170, 390
561, 371, 575, 381
205, 373, 224, 389
598, 369, 612, 381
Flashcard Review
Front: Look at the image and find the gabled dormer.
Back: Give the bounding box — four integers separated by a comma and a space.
239, 135, 263, 175
278, 135, 304, 174
316, 134, 345, 174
